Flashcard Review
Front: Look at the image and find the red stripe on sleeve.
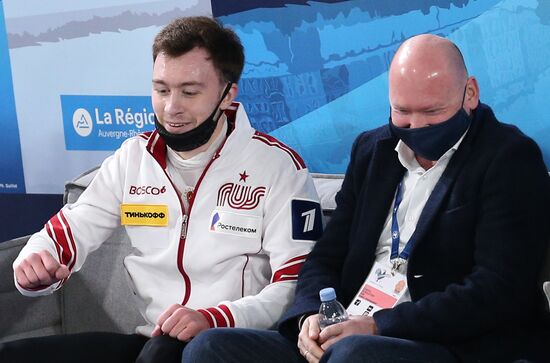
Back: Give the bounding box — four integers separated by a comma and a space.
49, 214, 73, 267
207, 307, 228, 327
283, 254, 308, 265
218, 305, 235, 327
46, 222, 63, 262
197, 309, 215, 328
59, 211, 77, 271
272, 261, 304, 283
252, 132, 306, 170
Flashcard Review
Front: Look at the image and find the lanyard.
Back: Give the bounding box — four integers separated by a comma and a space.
390, 182, 415, 273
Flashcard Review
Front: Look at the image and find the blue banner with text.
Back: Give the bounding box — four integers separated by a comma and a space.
61, 95, 155, 151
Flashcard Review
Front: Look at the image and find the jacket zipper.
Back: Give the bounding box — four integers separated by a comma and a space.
149, 125, 231, 305
180, 214, 188, 239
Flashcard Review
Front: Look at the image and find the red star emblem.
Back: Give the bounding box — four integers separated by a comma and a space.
239, 170, 249, 182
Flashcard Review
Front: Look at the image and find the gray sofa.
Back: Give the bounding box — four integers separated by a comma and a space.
0, 170, 343, 343
1, 169, 549, 344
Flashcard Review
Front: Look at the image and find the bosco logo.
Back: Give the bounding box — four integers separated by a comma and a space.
72, 108, 93, 137
129, 185, 167, 195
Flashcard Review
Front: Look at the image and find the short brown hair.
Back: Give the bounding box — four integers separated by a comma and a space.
153, 16, 244, 83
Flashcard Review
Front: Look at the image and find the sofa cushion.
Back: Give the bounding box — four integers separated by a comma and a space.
0, 237, 62, 342
63, 166, 99, 205
62, 228, 146, 334
311, 173, 343, 212
63, 172, 146, 334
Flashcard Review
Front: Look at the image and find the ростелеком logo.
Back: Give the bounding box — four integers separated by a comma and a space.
210, 212, 220, 231
72, 108, 93, 137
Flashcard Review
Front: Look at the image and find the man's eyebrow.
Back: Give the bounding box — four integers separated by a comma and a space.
391, 103, 407, 111
424, 105, 445, 112
391, 102, 448, 112
151, 80, 204, 87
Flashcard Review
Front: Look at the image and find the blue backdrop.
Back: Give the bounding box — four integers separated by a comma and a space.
216, 0, 550, 173
1, 0, 549, 195
0, 0, 24, 193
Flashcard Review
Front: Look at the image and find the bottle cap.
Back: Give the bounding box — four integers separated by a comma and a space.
319, 287, 336, 302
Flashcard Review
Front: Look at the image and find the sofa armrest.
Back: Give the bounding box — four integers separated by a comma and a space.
311, 173, 343, 213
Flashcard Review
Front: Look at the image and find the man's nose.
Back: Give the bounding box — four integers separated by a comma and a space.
165, 93, 184, 115
408, 115, 426, 129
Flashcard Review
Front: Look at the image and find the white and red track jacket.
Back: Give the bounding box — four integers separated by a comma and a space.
14, 102, 322, 336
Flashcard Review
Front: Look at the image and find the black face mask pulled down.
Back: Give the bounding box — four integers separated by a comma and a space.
388, 86, 471, 161
155, 83, 232, 152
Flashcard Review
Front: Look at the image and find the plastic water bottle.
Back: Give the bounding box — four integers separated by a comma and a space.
318, 287, 348, 329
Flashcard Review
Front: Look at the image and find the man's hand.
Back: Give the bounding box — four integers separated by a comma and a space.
151, 304, 210, 342
297, 314, 324, 363
14, 250, 70, 289
318, 315, 378, 351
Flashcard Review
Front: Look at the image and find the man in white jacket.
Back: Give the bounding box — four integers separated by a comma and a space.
1, 16, 321, 363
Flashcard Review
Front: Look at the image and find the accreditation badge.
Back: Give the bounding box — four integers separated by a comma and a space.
120, 204, 169, 226
346, 261, 408, 316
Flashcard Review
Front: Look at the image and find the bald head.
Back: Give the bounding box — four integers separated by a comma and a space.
388, 34, 479, 131
390, 34, 467, 91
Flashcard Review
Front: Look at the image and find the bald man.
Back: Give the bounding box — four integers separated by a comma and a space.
180, 35, 550, 362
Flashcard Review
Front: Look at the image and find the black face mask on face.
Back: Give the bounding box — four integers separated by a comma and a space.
155, 82, 232, 152
388, 85, 471, 161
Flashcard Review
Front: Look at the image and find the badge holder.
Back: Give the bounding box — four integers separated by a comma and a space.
346, 261, 408, 316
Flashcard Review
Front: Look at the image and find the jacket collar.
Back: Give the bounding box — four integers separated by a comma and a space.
360, 132, 406, 257
404, 103, 488, 262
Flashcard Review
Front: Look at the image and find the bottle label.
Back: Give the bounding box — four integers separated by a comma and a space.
346, 261, 408, 316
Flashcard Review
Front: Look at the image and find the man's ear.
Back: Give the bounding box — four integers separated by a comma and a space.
464, 76, 480, 111
220, 83, 238, 110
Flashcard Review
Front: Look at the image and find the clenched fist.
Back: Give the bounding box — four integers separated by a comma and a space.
14, 250, 70, 289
